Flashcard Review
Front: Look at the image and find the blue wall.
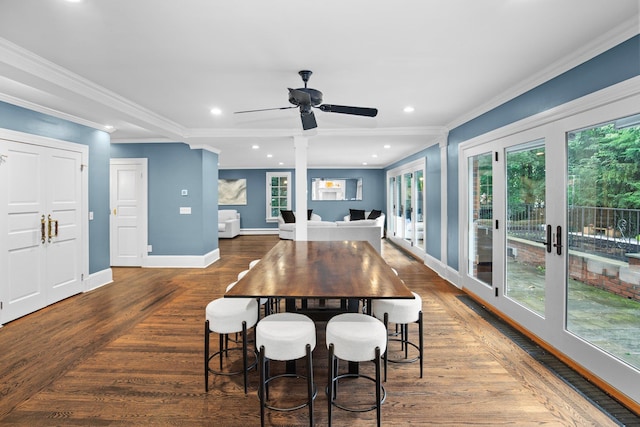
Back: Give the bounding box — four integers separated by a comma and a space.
219, 168, 386, 228
385, 35, 639, 271
0, 101, 110, 274
111, 143, 218, 255
444, 35, 640, 270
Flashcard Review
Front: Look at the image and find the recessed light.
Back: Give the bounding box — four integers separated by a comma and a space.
104, 125, 114, 130
279, 162, 284, 165
403, 106, 415, 113
267, 154, 273, 158
372, 154, 378, 158
252, 145, 260, 150
65, 0, 84, 3
362, 162, 368, 166
210, 108, 222, 115
384, 144, 391, 149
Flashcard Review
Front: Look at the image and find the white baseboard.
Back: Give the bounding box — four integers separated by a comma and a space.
143, 248, 220, 268
424, 254, 462, 289
84, 268, 113, 292
240, 228, 279, 235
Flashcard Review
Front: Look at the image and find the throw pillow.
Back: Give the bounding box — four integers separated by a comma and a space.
280, 210, 296, 223
307, 209, 313, 220
368, 209, 382, 220
349, 209, 366, 221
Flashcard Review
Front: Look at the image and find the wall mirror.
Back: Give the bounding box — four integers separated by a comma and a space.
311, 178, 363, 201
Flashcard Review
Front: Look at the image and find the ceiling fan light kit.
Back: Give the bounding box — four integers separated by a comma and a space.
235, 70, 378, 130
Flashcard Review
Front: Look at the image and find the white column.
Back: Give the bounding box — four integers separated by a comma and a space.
294, 135, 308, 241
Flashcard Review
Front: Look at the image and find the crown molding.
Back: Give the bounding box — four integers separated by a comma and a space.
0, 91, 115, 133
447, 16, 640, 131
186, 126, 448, 139
0, 37, 186, 138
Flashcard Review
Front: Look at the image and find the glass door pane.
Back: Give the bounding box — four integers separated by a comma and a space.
566, 113, 640, 369
404, 172, 412, 242
415, 170, 425, 250
505, 141, 546, 317
468, 152, 493, 286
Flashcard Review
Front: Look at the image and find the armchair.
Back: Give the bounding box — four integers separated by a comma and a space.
218, 209, 240, 238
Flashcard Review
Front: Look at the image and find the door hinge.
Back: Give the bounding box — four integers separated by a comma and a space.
1, 301, 3, 310
81, 164, 87, 171
495, 219, 499, 229
495, 288, 499, 297
81, 273, 84, 281
495, 152, 499, 162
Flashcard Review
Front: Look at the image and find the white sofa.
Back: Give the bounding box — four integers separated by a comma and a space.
278, 211, 383, 252
342, 211, 386, 238
218, 209, 240, 238
278, 212, 324, 239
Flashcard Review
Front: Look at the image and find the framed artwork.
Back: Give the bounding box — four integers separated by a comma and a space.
218, 178, 247, 205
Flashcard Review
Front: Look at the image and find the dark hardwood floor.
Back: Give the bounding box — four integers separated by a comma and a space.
0, 235, 621, 426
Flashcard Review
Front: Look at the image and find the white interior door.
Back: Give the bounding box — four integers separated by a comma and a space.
0, 138, 84, 324
109, 159, 147, 267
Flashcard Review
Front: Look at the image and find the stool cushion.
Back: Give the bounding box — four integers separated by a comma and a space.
326, 313, 387, 362
372, 292, 422, 324
206, 297, 259, 334
257, 313, 316, 361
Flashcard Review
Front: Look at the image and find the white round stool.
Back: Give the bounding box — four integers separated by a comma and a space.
237, 270, 271, 317
372, 292, 423, 381
326, 313, 387, 427
204, 297, 259, 393
256, 313, 317, 427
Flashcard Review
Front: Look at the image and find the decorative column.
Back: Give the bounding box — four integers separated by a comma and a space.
294, 135, 308, 241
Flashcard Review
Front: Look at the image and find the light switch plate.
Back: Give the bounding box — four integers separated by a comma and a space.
179, 207, 191, 214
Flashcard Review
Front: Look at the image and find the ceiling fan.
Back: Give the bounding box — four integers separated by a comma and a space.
234, 70, 378, 130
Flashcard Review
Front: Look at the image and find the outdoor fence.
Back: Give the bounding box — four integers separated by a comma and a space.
479, 204, 640, 262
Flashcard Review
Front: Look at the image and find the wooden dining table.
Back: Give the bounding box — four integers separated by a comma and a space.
225, 239, 414, 373
225, 239, 414, 318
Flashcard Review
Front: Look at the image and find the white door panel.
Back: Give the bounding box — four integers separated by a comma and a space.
1, 138, 84, 324
110, 159, 147, 267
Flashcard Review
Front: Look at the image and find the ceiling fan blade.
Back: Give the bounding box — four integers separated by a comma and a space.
288, 88, 312, 105
317, 104, 378, 117
234, 106, 297, 114
301, 111, 317, 130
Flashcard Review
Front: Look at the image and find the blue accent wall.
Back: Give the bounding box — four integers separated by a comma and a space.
111, 143, 218, 255
308, 169, 385, 222
445, 35, 640, 270
0, 101, 110, 274
384, 35, 640, 271
219, 168, 386, 227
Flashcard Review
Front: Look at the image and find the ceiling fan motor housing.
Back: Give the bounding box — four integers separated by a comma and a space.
289, 87, 323, 107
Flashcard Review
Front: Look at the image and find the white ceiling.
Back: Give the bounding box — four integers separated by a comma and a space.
0, 0, 638, 169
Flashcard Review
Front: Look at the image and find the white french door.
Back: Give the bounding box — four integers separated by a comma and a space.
0, 136, 85, 324
387, 159, 426, 258
460, 84, 640, 405
109, 159, 148, 267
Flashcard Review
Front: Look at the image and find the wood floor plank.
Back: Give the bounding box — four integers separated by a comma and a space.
0, 235, 625, 425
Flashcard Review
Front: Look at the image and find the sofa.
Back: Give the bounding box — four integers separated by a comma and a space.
278, 212, 324, 239
341, 210, 386, 238
278, 210, 384, 252
218, 209, 240, 238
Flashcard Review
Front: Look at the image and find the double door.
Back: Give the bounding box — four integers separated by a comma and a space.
0, 137, 85, 324
387, 160, 425, 257
461, 94, 640, 403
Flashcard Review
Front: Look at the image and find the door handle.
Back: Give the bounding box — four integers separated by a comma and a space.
41, 215, 46, 244
47, 214, 58, 243
553, 225, 562, 255
545, 224, 552, 253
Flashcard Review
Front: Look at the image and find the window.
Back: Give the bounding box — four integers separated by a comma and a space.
266, 172, 291, 222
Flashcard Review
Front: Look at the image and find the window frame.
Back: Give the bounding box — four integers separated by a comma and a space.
266, 171, 292, 222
